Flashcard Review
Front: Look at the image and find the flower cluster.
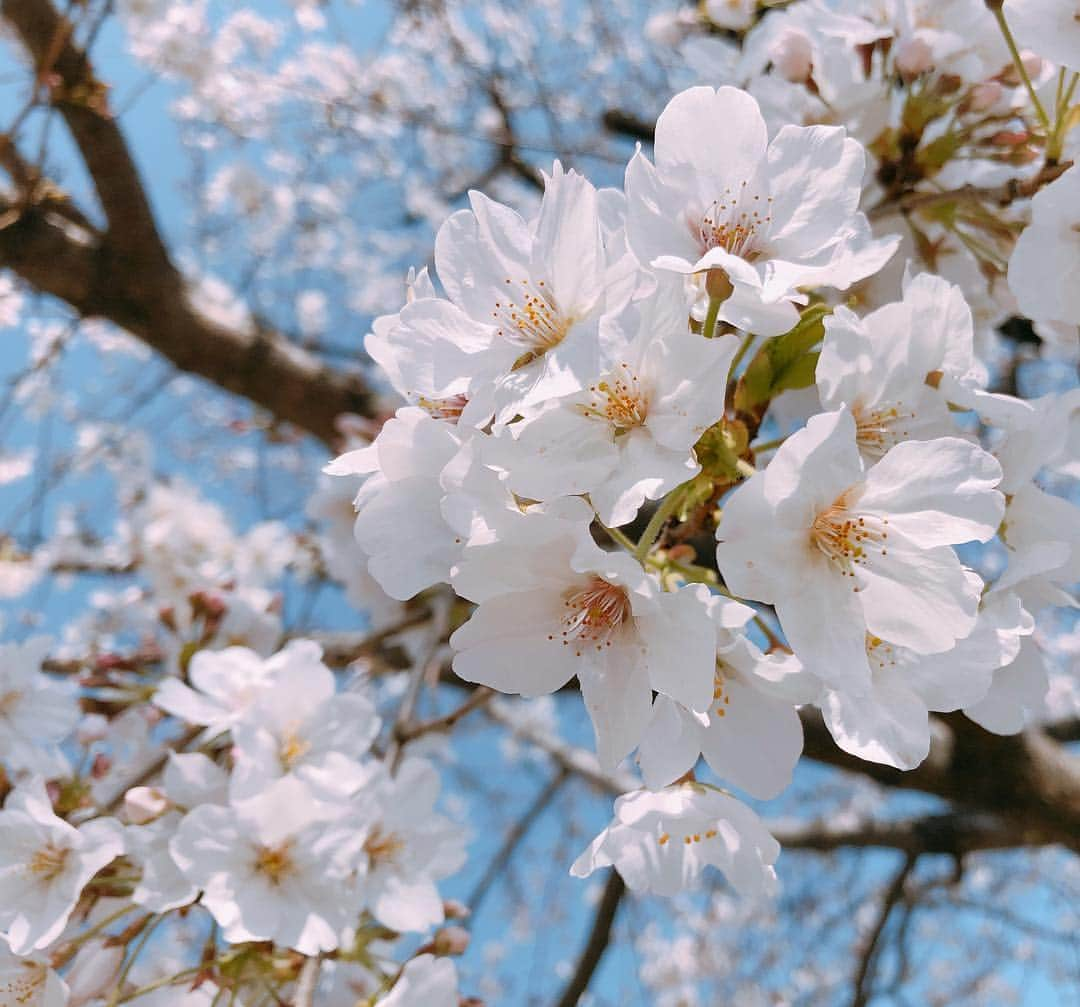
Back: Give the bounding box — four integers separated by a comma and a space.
333, 80, 1078, 902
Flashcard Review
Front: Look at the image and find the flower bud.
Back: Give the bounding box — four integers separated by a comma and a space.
705, 267, 733, 303
443, 899, 470, 920
432, 926, 470, 956
124, 785, 168, 824
770, 28, 813, 84
969, 81, 1003, 112
895, 36, 934, 78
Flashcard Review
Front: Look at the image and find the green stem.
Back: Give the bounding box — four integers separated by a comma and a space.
703, 295, 722, 340
992, 6, 1050, 132
1048, 70, 1079, 162
750, 434, 787, 454
728, 330, 755, 376
598, 521, 637, 553
119, 965, 203, 1004
633, 488, 686, 563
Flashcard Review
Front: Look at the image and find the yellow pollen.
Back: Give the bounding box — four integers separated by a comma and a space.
0, 962, 48, 1006
253, 843, 295, 885
0, 690, 21, 717
810, 490, 889, 589
279, 728, 312, 770
492, 279, 571, 356
582, 364, 649, 431
552, 576, 633, 656
28, 842, 69, 882
693, 188, 774, 260
364, 826, 406, 866
416, 393, 469, 423
852, 401, 915, 459
658, 832, 670, 845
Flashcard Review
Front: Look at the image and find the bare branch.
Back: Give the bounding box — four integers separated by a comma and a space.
0, 0, 379, 443
553, 869, 626, 1007
850, 853, 918, 1007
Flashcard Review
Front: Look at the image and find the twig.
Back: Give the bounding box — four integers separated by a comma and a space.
850, 853, 918, 1007
553, 870, 627, 1007
467, 767, 569, 915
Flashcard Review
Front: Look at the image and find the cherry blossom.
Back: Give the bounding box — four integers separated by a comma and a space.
716, 408, 1004, 692
571, 785, 779, 898
625, 86, 897, 336
0, 780, 123, 955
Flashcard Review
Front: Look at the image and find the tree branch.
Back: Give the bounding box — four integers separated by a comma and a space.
850, 853, 918, 1007
553, 869, 626, 1007
0, 0, 378, 443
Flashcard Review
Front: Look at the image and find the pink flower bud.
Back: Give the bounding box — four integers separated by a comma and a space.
124, 785, 168, 824
969, 81, 1003, 112
429, 924, 468, 955
770, 28, 813, 83
895, 36, 935, 77
1021, 51, 1044, 79
432, 926, 471, 956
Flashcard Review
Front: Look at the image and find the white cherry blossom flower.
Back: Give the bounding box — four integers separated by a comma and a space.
0, 939, 68, 1007
817, 272, 982, 461
625, 86, 897, 336
964, 634, 1049, 735
995, 482, 1080, 612
378, 162, 629, 419
378, 954, 457, 1007
716, 408, 1004, 693
637, 593, 811, 798
821, 591, 1033, 769
154, 639, 325, 737
451, 523, 717, 769
1007, 166, 1080, 340
0, 637, 79, 777
571, 785, 779, 898
0, 780, 123, 955
126, 753, 228, 913
326, 408, 507, 602
170, 776, 364, 955
486, 280, 738, 526
230, 655, 380, 799
350, 759, 467, 934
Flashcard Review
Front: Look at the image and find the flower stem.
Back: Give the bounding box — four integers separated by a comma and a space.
703, 295, 722, 340
728, 330, 755, 376
634, 488, 686, 563
750, 434, 787, 454
992, 6, 1050, 133
1048, 70, 1079, 162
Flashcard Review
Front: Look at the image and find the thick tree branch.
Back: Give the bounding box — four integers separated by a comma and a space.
800, 708, 1080, 852
0, 0, 378, 443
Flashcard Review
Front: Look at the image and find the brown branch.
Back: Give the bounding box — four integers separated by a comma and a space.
800, 708, 1080, 852
467, 767, 569, 915
0, 198, 375, 443
774, 812, 1059, 856
851, 853, 918, 1007
0, 0, 378, 443
601, 108, 655, 143
867, 160, 1073, 220
553, 869, 626, 1007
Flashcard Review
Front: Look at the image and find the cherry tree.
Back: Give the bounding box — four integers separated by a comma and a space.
0, 0, 1077, 1004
